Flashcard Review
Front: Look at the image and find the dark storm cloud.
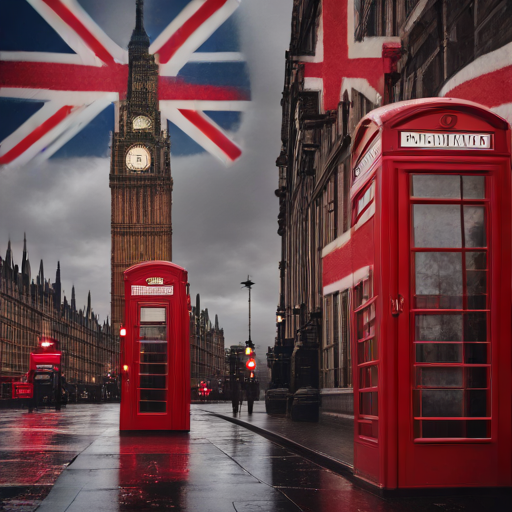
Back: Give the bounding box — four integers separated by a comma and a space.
0, 0, 293, 361
0, 157, 111, 318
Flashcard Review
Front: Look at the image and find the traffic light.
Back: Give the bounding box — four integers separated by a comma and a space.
246, 357, 256, 371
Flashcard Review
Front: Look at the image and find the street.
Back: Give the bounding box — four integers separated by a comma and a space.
0, 403, 510, 511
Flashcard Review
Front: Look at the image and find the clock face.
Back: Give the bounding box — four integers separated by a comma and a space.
132, 115, 152, 130
126, 145, 151, 172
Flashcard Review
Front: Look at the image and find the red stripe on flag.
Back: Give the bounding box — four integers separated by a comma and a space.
443, 66, 512, 109
0, 61, 127, 95
0, 62, 249, 102
42, 0, 115, 66
0, 105, 75, 165
159, 77, 250, 101
156, 0, 229, 64
179, 109, 241, 161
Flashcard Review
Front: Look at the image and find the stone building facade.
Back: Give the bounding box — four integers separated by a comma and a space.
0, 237, 118, 383
270, 0, 512, 419
189, 294, 225, 390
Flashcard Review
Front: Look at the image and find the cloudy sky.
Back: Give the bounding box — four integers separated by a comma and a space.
0, 0, 293, 361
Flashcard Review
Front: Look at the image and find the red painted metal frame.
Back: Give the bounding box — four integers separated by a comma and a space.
344, 98, 512, 489
120, 261, 190, 431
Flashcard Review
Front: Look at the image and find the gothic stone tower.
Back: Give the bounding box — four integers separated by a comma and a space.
110, 0, 172, 330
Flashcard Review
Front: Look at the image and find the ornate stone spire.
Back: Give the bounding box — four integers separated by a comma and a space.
129, 0, 150, 50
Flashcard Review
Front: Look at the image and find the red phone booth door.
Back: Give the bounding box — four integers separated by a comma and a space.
396, 167, 509, 488
138, 305, 169, 417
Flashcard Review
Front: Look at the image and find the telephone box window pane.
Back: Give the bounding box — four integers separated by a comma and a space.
140, 326, 166, 340
467, 390, 487, 417
360, 391, 378, 416
415, 252, 462, 308
465, 343, 488, 364
421, 420, 464, 438
463, 176, 485, 199
140, 375, 166, 388
466, 252, 486, 269
416, 367, 463, 388
359, 365, 378, 388
140, 402, 166, 413
421, 389, 463, 417
140, 389, 166, 401
140, 342, 167, 353
416, 315, 462, 341
466, 367, 488, 388
467, 420, 489, 438
140, 364, 167, 375
140, 352, 167, 363
463, 206, 486, 247
359, 420, 378, 439
412, 175, 461, 198
466, 270, 487, 309
140, 307, 166, 323
416, 343, 462, 363
357, 182, 375, 216
357, 303, 375, 339
464, 313, 487, 341
358, 338, 378, 363
413, 205, 462, 248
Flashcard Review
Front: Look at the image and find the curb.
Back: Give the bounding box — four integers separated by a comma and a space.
206, 411, 355, 480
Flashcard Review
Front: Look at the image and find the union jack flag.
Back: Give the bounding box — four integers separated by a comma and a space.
0, 0, 250, 168
439, 41, 512, 125
301, 0, 400, 112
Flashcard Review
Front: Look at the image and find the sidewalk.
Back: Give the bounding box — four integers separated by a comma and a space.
2, 403, 510, 511
199, 401, 354, 475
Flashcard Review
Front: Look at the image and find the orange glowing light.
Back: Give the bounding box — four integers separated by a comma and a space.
246, 358, 256, 370
122, 365, 129, 372
41, 341, 52, 348
120, 327, 127, 337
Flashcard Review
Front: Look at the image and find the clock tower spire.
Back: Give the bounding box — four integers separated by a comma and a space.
109, 0, 172, 331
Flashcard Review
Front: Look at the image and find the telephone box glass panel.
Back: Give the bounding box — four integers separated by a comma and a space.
411, 174, 490, 440
139, 307, 168, 413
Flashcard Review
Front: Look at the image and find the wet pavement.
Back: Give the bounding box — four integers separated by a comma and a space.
0, 403, 510, 511
199, 401, 354, 468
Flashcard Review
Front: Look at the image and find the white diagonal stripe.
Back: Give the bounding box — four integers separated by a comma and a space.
161, 105, 239, 165
33, 97, 115, 163
151, 0, 240, 76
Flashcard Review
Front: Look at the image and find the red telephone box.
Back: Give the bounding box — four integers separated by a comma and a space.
323, 98, 512, 489
120, 261, 190, 431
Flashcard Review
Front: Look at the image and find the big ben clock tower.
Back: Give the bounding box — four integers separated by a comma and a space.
110, 0, 172, 330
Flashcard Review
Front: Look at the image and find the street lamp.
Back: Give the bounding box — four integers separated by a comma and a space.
241, 276, 255, 349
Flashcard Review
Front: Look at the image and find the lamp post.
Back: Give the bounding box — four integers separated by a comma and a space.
241, 276, 257, 413
241, 276, 255, 349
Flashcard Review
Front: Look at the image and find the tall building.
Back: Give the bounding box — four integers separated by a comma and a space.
270, 0, 512, 420
0, 236, 117, 383
189, 294, 226, 391
110, 0, 172, 330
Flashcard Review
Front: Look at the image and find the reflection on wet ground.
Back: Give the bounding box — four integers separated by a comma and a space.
1, 404, 511, 511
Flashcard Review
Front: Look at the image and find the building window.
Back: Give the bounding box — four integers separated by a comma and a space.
323, 174, 337, 246
323, 294, 338, 388
323, 290, 352, 389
